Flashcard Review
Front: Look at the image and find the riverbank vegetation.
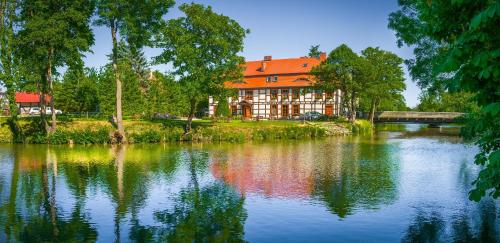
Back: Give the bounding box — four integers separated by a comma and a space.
0, 118, 364, 144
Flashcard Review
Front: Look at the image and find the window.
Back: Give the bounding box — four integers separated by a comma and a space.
271, 104, 278, 116
292, 104, 300, 116
245, 90, 253, 100
231, 105, 238, 116
292, 89, 300, 99
266, 76, 271, 82
271, 89, 278, 99
315, 90, 322, 100
281, 89, 289, 100
273, 75, 278, 82
282, 105, 289, 117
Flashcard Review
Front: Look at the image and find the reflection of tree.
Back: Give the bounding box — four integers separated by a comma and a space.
402, 209, 445, 243
153, 148, 247, 242
312, 137, 399, 218
402, 200, 498, 242
13, 146, 98, 242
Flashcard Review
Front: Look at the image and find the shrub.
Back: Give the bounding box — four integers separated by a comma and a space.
351, 119, 373, 134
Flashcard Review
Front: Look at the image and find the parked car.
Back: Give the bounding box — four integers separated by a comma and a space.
46, 107, 62, 115
300, 111, 323, 121
28, 107, 41, 115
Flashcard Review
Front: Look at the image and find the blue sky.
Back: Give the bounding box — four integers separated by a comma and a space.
84, 0, 419, 107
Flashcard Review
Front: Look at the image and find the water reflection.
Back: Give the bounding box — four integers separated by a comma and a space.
211, 136, 399, 218
0, 124, 498, 242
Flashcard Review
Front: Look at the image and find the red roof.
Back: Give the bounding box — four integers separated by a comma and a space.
227, 54, 326, 89
15, 92, 51, 104
244, 57, 322, 76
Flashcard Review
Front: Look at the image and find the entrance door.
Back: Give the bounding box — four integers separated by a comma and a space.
281, 105, 289, 118
325, 105, 333, 116
243, 105, 252, 118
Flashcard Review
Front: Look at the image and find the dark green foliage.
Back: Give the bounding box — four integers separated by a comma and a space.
389, 0, 500, 200
155, 3, 247, 131
312, 44, 372, 123
16, 0, 96, 132
416, 91, 479, 113
55, 67, 100, 113
308, 45, 321, 58
214, 97, 231, 118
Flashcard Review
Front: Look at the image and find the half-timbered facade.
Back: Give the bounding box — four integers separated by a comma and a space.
209, 53, 342, 119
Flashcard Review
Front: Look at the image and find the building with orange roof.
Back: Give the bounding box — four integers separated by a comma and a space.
209, 53, 342, 119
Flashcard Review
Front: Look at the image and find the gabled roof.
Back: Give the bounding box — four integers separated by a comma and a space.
227, 54, 326, 89
244, 56, 323, 76
15, 92, 51, 103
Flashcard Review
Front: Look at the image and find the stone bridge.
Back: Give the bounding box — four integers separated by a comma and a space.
369, 111, 464, 124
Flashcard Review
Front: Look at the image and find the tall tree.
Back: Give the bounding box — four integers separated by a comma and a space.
155, 3, 247, 132
389, 0, 500, 200
312, 44, 369, 123
361, 47, 406, 123
0, 0, 23, 141
17, 0, 95, 133
95, 0, 174, 142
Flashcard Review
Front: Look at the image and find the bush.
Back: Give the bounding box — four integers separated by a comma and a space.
214, 97, 231, 118
351, 119, 373, 134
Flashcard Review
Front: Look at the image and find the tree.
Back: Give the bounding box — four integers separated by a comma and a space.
308, 45, 321, 58
416, 91, 479, 113
361, 47, 406, 123
312, 44, 369, 123
155, 3, 247, 132
389, 0, 500, 200
95, 0, 174, 142
16, 0, 95, 133
0, 0, 23, 141
214, 97, 231, 118
54, 67, 99, 114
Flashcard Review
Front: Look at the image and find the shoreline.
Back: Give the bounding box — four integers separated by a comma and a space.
0, 119, 366, 144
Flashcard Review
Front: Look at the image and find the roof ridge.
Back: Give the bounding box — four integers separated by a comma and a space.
246, 56, 318, 63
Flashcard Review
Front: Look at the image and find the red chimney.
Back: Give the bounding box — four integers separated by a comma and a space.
264, 55, 272, 61
319, 52, 326, 61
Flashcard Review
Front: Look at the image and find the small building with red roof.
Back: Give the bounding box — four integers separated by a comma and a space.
15, 92, 51, 114
209, 53, 342, 119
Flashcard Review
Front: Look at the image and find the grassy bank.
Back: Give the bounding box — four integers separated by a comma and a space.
0, 117, 364, 144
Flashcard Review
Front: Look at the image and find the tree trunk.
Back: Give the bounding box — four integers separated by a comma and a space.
185, 99, 197, 133
369, 98, 376, 124
350, 91, 357, 123
47, 47, 57, 132
40, 87, 49, 132
111, 20, 125, 142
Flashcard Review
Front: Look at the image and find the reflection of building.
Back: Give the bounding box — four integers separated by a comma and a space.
210, 144, 316, 198
209, 54, 342, 119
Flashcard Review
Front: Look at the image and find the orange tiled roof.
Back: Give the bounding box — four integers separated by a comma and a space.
227, 54, 325, 89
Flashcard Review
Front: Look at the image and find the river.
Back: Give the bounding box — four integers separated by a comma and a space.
0, 124, 498, 242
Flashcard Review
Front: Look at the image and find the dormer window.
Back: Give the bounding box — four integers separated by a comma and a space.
303, 63, 308, 67
273, 76, 278, 82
